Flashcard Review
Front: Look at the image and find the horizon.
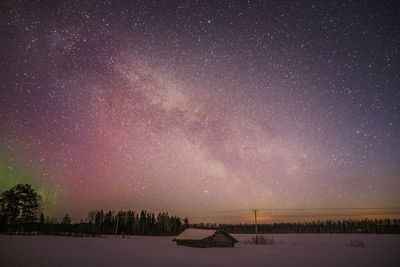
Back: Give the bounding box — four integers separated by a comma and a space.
1, 1, 399, 224
35, 205, 400, 224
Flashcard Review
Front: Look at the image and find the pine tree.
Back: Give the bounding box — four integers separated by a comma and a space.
0, 184, 40, 232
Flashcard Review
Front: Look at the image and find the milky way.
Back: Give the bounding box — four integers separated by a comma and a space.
0, 1, 399, 222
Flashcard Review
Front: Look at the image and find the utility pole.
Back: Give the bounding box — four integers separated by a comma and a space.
114, 215, 119, 237
253, 209, 258, 243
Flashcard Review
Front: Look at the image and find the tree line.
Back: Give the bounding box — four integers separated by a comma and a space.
35, 210, 189, 236
0, 184, 188, 236
197, 219, 400, 234
1, 184, 400, 235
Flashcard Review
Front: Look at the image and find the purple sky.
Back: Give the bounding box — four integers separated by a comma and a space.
0, 0, 399, 223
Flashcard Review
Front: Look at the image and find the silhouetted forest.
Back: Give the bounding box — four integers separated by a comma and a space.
36, 210, 188, 236
0, 184, 188, 236
2, 208, 189, 236
193, 219, 400, 234
1, 184, 400, 236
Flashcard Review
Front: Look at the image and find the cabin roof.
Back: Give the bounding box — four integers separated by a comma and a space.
174, 228, 216, 240
174, 228, 238, 242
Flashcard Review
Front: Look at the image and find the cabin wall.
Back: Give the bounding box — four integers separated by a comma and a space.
211, 232, 235, 247
176, 238, 213, 248
175, 232, 235, 248
175, 232, 236, 248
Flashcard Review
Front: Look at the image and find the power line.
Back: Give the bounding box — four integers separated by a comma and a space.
259, 207, 400, 211
178, 207, 400, 216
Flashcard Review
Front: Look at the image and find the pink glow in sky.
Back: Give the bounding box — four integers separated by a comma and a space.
1, 1, 399, 222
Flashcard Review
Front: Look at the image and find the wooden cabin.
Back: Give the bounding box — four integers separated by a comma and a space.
173, 228, 238, 248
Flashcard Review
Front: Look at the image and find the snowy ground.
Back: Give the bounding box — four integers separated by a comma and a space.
0, 234, 399, 267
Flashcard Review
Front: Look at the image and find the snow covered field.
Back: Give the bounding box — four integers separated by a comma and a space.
1, 234, 399, 267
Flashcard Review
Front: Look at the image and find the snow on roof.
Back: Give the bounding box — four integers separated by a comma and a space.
174, 228, 217, 240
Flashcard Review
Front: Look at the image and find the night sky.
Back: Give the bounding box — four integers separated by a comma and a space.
0, 0, 399, 223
